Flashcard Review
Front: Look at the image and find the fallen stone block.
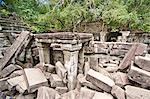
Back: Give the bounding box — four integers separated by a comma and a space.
0, 31, 31, 70
125, 85, 150, 99
0, 64, 21, 78
44, 64, 55, 73
92, 92, 114, 99
86, 69, 115, 92
112, 72, 129, 87
111, 85, 125, 99
23, 68, 48, 93
135, 56, 150, 72
135, 43, 147, 55
0, 80, 8, 91
119, 43, 147, 70
50, 74, 65, 88
37, 86, 60, 99
55, 61, 67, 81
118, 44, 138, 70
8, 70, 23, 78
55, 87, 68, 95
128, 66, 150, 87
77, 74, 102, 92
35, 63, 46, 72
7, 75, 27, 93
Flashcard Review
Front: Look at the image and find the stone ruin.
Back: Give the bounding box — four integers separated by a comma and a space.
0, 31, 150, 99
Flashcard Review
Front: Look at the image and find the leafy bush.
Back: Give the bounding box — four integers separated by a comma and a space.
3, 0, 150, 32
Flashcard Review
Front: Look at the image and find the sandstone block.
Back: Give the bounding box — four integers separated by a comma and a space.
23, 68, 48, 93
128, 66, 150, 87
50, 74, 65, 88
125, 85, 150, 99
135, 56, 150, 72
111, 85, 125, 99
86, 69, 115, 92
7, 75, 27, 93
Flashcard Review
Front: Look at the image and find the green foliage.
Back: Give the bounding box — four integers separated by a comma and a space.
3, 0, 150, 32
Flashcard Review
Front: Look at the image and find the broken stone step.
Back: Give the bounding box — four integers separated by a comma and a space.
23, 68, 48, 93
128, 65, 150, 87
125, 85, 150, 99
86, 69, 115, 92
49, 74, 65, 88
135, 56, 150, 72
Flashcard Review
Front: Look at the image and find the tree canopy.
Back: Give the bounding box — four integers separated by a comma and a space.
1, 0, 150, 32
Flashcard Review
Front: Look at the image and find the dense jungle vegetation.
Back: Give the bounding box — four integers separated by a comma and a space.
0, 0, 150, 32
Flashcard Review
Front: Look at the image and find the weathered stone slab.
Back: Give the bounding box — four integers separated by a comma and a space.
125, 85, 150, 99
112, 72, 129, 87
135, 56, 150, 72
135, 43, 147, 55
118, 44, 138, 70
86, 69, 115, 92
128, 66, 150, 87
0, 64, 21, 78
0, 31, 31, 70
55, 61, 67, 80
37, 86, 60, 99
55, 87, 68, 95
111, 85, 125, 99
8, 70, 23, 78
23, 68, 48, 92
77, 74, 102, 92
50, 74, 65, 88
7, 75, 27, 93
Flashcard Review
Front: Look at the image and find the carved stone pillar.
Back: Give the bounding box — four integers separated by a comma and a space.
62, 43, 82, 90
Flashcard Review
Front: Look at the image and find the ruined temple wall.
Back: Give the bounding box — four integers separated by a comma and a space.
84, 42, 145, 72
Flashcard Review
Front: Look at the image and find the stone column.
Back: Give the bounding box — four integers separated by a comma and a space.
62, 43, 82, 90
37, 42, 50, 64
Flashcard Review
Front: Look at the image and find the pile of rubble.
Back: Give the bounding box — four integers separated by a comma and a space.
0, 31, 150, 99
